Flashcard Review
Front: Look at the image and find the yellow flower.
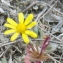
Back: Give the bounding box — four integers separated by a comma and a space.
4, 12, 37, 44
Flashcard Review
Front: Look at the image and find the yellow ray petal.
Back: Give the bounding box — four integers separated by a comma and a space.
4, 23, 16, 29
18, 12, 24, 23
4, 29, 16, 35
26, 21, 37, 29
22, 33, 29, 44
7, 18, 18, 26
24, 14, 33, 25
10, 32, 19, 41
25, 30, 38, 38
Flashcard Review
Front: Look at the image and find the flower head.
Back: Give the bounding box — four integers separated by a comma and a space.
4, 12, 37, 44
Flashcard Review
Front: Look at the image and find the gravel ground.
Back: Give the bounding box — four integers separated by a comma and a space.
0, 0, 63, 63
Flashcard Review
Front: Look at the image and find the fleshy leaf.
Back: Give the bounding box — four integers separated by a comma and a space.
2, 58, 7, 63
41, 36, 50, 53
36, 61, 41, 63
24, 55, 31, 63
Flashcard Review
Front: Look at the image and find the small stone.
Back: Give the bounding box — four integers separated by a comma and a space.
33, 6, 38, 10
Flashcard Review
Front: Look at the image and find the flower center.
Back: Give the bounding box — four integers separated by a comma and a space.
17, 23, 26, 33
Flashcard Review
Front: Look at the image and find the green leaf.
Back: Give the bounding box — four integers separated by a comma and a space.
2, 58, 7, 63
33, 26, 39, 34
38, 28, 44, 39
46, 43, 58, 53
